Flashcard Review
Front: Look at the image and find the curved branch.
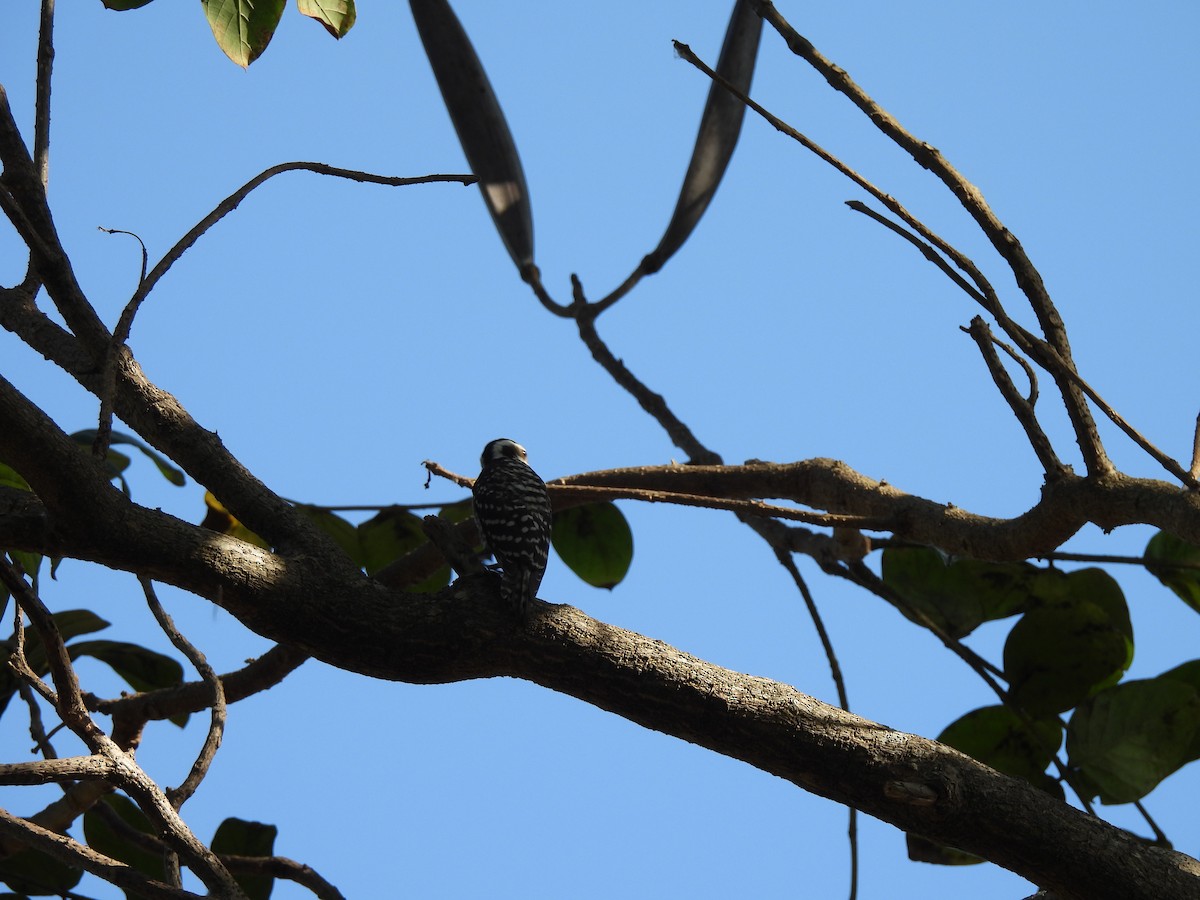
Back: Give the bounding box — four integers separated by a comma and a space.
749, 1, 1109, 477
126, 165, 478, 332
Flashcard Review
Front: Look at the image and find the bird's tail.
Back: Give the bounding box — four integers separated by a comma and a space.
501, 568, 540, 619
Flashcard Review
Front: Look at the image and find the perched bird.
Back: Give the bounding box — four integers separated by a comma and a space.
471, 438, 553, 617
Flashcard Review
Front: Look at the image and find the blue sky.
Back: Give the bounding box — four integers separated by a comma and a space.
2, 2, 1198, 897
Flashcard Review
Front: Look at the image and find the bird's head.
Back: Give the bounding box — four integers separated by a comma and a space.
480, 438, 528, 467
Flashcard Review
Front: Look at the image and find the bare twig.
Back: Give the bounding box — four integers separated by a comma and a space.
845, 201, 988, 305
127, 165, 476, 325
763, 541, 857, 900
221, 854, 347, 900
18, 682, 58, 760
520, 264, 574, 317
90, 227, 150, 460
140, 578, 225, 809
422, 460, 890, 530
33, 0, 55, 188
93, 643, 309, 726
965, 318, 1064, 477
746, 2, 1111, 478
572, 278, 720, 465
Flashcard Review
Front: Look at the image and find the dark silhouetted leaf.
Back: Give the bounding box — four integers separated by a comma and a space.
83, 795, 167, 883
1067, 678, 1200, 804
202, 491, 270, 549
212, 818, 278, 900
202, 0, 287, 67
298, 0, 356, 38
69, 640, 184, 694
1159, 660, 1200, 763
552, 502, 633, 589
102, 0, 157, 8
0, 846, 82, 895
938, 705, 1062, 783
71, 429, 186, 487
1005, 586, 1132, 717
297, 506, 364, 567
411, 0, 533, 270
1, 610, 110, 719
880, 547, 1037, 639
359, 508, 425, 575
1145, 530, 1200, 613
643, 1, 762, 274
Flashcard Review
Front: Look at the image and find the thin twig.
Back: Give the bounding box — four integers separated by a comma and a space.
93, 643, 309, 725
140, 577, 225, 809
845, 201, 988, 305
572, 278, 720, 465
91, 227, 149, 460
126, 165, 476, 328
747, 3, 1111, 478
221, 854, 348, 900
520, 264, 574, 317
33, 0, 55, 188
423, 460, 889, 529
965, 318, 1064, 477
18, 682, 58, 759
766, 545, 857, 900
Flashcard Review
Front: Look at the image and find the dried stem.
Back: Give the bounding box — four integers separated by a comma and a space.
965, 317, 1064, 476
33, 0, 55, 188
750, 1, 1110, 479
140, 578, 225, 809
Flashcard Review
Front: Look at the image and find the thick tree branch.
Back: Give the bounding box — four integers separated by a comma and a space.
0, 387, 1196, 895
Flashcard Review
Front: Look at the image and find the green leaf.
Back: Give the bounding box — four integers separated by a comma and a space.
298, 0, 356, 38
410, 0, 533, 270
68, 640, 184, 694
102, 0, 157, 8
551, 502, 633, 590
212, 818, 277, 900
83, 794, 167, 883
297, 506, 364, 567
1159, 660, 1200, 763
938, 705, 1062, 783
201, 0, 286, 67
0, 846, 82, 895
70, 430, 186, 487
1067, 678, 1200, 803
0, 462, 31, 492
643, 0, 762, 273
1004, 582, 1133, 717
1145, 530, 1200, 613
880, 547, 1037, 639
358, 509, 449, 592
359, 509, 425, 575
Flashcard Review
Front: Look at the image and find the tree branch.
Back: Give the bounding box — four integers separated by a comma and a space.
749, 2, 1111, 478
0, 807, 204, 900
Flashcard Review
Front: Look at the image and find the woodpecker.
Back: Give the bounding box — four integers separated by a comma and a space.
472, 438, 553, 617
